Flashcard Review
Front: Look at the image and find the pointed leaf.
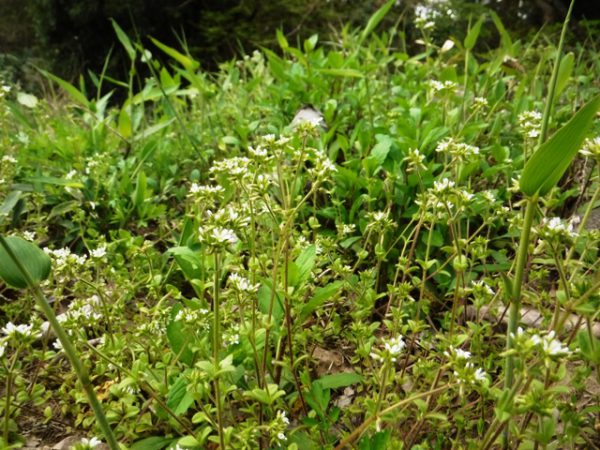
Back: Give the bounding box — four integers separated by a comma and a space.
464, 15, 486, 51
520, 95, 600, 197
0, 236, 51, 289
359, 0, 396, 45
0, 190, 21, 223
111, 20, 136, 61
150, 37, 199, 72
166, 304, 194, 366
314, 372, 363, 390
555, 52, 574, 98
40, 70, 89, 107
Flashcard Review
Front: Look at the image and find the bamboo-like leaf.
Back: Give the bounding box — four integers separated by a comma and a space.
150, 37, 200, 72
0, 236, 52, 289
520, 94, 600, 197
318, 68, 364, 78
359, 0, 396, 45
40, 70, 89, 107
464, 15, 486, 51
555, 52, 574, 97
111, 20, 136, 61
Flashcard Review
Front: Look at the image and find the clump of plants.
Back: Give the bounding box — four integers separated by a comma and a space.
1, 1, 599, 449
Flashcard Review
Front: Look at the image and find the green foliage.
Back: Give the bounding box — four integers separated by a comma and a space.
1, 5, 599, 450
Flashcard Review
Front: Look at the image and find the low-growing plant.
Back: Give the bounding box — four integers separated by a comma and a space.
1, 1, 599, 449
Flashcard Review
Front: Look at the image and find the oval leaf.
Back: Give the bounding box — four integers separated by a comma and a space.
0, 236, 51, 289
520, 94, 600, 197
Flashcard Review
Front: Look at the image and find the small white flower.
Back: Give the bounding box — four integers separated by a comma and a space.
80, 437, 102, 448
211, 227, 238, 245
53, 340, 63, 351
90, 245, 107, 259
0, 342, 6, 358
2, 322, 34, 338
277, 410, 290, 425
2, 155, 17, 164
277, 432, 287, 441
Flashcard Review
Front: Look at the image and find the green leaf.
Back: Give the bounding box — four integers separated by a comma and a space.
520, 95, 600, 197
111, 20, 136, 61
300, 281, 344, 321
555, 52, 574, 97
150, 37, 200, 72
166, 304, 194, 366
318, 68, 364, 78
314, 372, 363, 390
118, 105, 133, 139
167, 374, 195, 416
490, 11, 512, 50
40, 70, 89, 107
0, 236, 52, 289
464, 15, 486, 51
131, 436, 174, 450
292, 245, 316, 287
24, 176, 84, 189
359, 0, 396, 45
0, 190, 21, 223
276, 29, 289, 51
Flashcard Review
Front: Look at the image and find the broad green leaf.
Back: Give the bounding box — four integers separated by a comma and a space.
133, 118, 175, 141
111, 20, 136, 61
167, 374, 195, 416
318, 68, 364, 78
555, 52, 574, 97
40, 70, 89, 107
292, 244, 316, 287
464, 15, 486, 51
133, 171, 147, 212
314, 372, 363, 390
520, 95, 600, 197
166, 304, 194, 366
118, 104, 133, 138
359, 0, 396, 45
24, 176, 84, 189
131, 437, 174, 450
150, 37, 200, 72
0, 190, 21, 223
0, 236, 52, 289
300, 281, 344, 321
257, 282, 284, 325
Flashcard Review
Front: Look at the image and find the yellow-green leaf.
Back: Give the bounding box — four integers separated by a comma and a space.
150, 37, 200, 72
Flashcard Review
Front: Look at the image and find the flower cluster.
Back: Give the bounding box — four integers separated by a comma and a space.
518, 110, 542, 139
428, 79, 458, 94
511, 327, 571, 365
403, 148, 427, 173
228, 273, 259, 293
370, 335, 406, 363
2, 322, 35, 338
445, 346, 488, 389
435, 138, 480, 162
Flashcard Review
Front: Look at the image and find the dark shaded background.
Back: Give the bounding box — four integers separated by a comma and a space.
0, 0, 597, 90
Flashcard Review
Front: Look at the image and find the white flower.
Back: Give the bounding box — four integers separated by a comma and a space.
212, 227, 238, 244
22, 231, 36, 241
90, 245, 107, 258
66, 170, 77, 180
384, 335, 406, 356
80, 437, 102, 448
2, 322, 34, 338
474, 367, 488, 383
228, 273, 259, 293
433, 178, 455, 192
0, 342, 6, 358
53, 340, 63, 351
277, 432, 287, 441
277, 410, 290, 425
2, 155, 17, 164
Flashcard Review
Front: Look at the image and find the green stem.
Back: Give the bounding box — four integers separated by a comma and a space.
504, 198, 537, 446
212, 252, 226, 449
0, 235, 119, 450
506, 198, 536, 387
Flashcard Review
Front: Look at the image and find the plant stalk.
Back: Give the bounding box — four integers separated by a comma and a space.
0, 235, 119, 450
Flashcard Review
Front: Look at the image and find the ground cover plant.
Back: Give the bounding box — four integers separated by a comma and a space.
1, 1, 600, 448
